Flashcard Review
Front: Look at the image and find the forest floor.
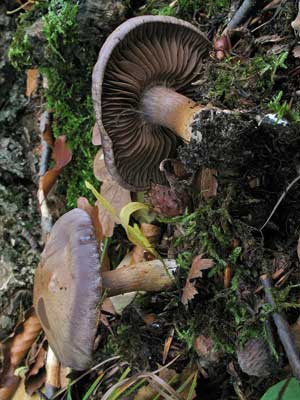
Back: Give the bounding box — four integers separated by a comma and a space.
1, 1, 300, 399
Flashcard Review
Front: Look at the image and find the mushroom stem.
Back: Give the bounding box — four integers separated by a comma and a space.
141, 86, 203, 142
102, 259, 176, 296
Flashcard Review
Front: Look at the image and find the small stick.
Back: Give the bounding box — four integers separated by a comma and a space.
260, 175, 300, 230
226, 0, 259, 31
260, 274, 300, 379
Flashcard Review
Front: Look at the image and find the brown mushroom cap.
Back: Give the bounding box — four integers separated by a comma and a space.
92, 15, 210, 191
33, 208, 101, 370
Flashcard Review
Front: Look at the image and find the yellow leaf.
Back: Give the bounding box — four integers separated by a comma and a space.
127, 225, 158, 258
86, 181, 158, 256
85, 181, 118, 221
119, 202, 148, 229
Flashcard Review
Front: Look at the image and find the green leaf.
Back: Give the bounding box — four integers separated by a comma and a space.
127, 224, 158, 258
261, 378, 300, 400
85, 181, 118, 220
119, 202, 148, 230
82, 373, 104, 400
85, 181, 158, 257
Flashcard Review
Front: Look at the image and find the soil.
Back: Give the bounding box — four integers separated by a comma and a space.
1, 1, 300, 399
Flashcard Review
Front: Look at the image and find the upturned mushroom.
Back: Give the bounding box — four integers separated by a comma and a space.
92, 15, 211, 191
33, 208, 176, 370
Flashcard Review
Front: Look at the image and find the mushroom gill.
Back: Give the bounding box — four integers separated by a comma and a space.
93, 16, 210, 191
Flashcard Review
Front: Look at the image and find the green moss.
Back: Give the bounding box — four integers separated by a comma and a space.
10, 0, 99, 208
208, 52, 289, 108
147, 0, 230, 18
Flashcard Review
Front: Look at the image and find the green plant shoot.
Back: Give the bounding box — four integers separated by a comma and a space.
85, 181, 158, 257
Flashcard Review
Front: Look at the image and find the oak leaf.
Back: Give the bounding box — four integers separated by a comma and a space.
181, 255, 214, 305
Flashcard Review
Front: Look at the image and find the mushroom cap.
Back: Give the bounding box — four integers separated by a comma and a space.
33, 208, 101, 370
92, 15, 210, 191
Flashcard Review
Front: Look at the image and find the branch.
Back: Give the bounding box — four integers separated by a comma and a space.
260, 274, 300, 380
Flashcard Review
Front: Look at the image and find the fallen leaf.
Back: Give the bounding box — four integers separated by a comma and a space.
25, 340, 46, 396
39, 136, 72, 197
163, 328, 174, 365
77, 197, 104, 244
181, 255, 214, 305
97, 180, 131, 237
92, 123, 102, 145
12, 378, 40, 400
93, 150, 108, 182
293, 45, 300, 59
26, 69, 39, 97
198, 168, 218, 200
0, 308, 42, 400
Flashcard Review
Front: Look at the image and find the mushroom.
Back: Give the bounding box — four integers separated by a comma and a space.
33, 208, 176, 370
92, 15, 210, 191
291, 1, 300, 36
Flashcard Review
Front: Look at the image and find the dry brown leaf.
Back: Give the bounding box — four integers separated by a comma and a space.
39, 136, 72, 197
200, 168, 218, 200
12, 378, 40, 400
181, 255, 214, 305
0, 308, 42, 400
93, 149, 109, 182
162, 328, 174, 365
101, 299, 117, 316
293, 46, 300, 59
131, 223, 160, 264
24, 344, 46, 396
93, 149, 131, 237
26, 69, 39, 97
92, 123, 102, 145
97, 179, 131, 237
77, 197, 104, 244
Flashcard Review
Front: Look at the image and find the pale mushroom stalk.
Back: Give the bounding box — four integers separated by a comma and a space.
102, 259, 175, 296
141, 86, 203, 142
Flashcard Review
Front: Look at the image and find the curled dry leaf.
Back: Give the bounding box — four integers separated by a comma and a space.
24, 340, 46, 396
77, 197, 104, 244
39, 136, 72, 197
181, 255, 214, 305
93, 149, 131, 237
26, 69, 39, 98
0, 308, 42, 400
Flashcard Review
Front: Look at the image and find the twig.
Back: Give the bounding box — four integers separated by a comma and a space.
260, 274, 300, 379
38, 111, 53, 242
260, 174, 300, 230
6, 0, 35, 15
226, 0, 259, 31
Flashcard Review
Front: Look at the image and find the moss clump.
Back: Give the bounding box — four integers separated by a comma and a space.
207, 52, 289, 109
162, 195, 269, 353
145, 0, 230, 19
9, 0, 99, 207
